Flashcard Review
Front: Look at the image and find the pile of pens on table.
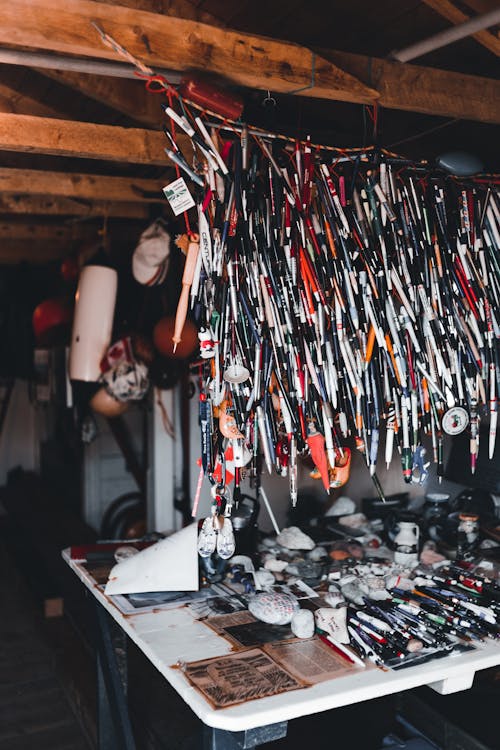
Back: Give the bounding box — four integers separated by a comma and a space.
162, 96, 500, 511
345, 561, 500, 669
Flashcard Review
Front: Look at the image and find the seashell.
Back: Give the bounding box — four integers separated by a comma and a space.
325, 495, 356, 517
253, 569, 275, 588
315, 606, 349, 644
264, 558, 289, 572
276, 526, 315, 551
340, 581, 365, 606
324, 592, 345, 608
291, 609, 315, 639
308, 546, 328, 561
339, 512, 368, 528
385, 575, 413, 591
285, 560, 323, 579
248, 592, 299, 625
370, 589, 391, 601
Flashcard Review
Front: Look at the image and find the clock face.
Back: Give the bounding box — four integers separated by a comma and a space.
442, 406, 469, 436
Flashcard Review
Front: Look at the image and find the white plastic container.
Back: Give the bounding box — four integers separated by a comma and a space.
69, 265, 117, 381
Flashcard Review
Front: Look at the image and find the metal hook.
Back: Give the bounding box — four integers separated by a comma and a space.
262, 90, 277, 107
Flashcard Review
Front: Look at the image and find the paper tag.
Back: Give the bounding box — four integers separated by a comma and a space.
163, 176, 195, 216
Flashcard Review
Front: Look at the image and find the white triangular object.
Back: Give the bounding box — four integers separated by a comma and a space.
105, 523, 199, 595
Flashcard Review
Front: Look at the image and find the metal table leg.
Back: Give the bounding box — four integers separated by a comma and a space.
94, 600, 137, 750
203, 722, 288, 749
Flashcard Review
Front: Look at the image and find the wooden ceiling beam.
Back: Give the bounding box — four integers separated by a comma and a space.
0, 0, 377, 105
0, 168, 167, 202
94, 0, 224, 27
461, 0, 500, 15
0, 78, 63, 118
0, 239, 75, 264
38, 69, 163, 127
0, 113, 190, 165
0, 221, 96, 242
0, 3, 496, 125
421, 0, 500, 56
0, 194, 151, 218
319, 49, 500, 124
0, 221, 98, 262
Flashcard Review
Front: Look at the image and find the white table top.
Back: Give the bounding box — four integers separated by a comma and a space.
63, 549, 500, 732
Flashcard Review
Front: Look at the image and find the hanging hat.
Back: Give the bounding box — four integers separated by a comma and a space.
132, 220, 171, 286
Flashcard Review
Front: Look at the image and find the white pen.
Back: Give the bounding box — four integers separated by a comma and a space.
194, 117, 229, 176
391, 268, 416, 322
322, 403, 336, 468
256, 405, 273, 475
385, 404, 396, 470
289, 436, 298, 507
489, 362, 497, 459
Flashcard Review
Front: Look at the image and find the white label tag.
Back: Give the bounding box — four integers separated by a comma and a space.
163, 176, 195, 216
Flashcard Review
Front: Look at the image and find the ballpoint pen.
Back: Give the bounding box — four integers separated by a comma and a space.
164, 147, 205, 187
385, 404, 395, 470
316, 629, 366, 667
401, 397, 412, 483
469, 383, 479, 474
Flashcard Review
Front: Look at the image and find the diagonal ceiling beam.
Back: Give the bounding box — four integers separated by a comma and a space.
0, 239, 80, 263
0, 113, 190, 165
0, 77, 63, 117
38, 69, 163, 127
421, 0, 500, 56
0, 168, 167, 202
0, 221, 96, 242
319, 49, 500, 124
0, 194, 151, 218
461, 0, 500, 14
0, 220, 99, 262
0, 0, 377, 105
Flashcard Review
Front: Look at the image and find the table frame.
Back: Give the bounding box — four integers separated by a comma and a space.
65, 551, 500, 749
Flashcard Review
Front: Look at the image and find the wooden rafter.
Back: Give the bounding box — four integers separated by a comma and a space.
0, 3, 496, 124
421, 0, 500, 56
38, 69, 163, 127
0, 0, 377, 105
94, 0, 224, 27
0, 168, 167, 202
461, 0, 500, 14
0, 77, 63, 118
0, 220, 93, 262
0, 221, 95, 242
0, 194, 151, 218
320, 49, 500, 125
0, 113, 190, 165
0, 239, 78, 263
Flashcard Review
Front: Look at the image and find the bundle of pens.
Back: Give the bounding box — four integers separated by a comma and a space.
346, 562, 500, 668
163, 101, 500, 511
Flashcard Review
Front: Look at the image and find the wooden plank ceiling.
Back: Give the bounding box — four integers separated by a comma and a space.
0, 0, 498, 264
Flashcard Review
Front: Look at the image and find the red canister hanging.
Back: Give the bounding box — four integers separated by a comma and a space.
178, 78, 244, 121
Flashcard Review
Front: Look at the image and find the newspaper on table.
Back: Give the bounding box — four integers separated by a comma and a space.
181, 648, 305, 708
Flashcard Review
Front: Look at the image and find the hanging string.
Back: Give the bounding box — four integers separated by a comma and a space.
91, 22, 500, 187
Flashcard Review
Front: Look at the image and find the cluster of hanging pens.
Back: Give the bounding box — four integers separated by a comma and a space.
163, 100, 500, 512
